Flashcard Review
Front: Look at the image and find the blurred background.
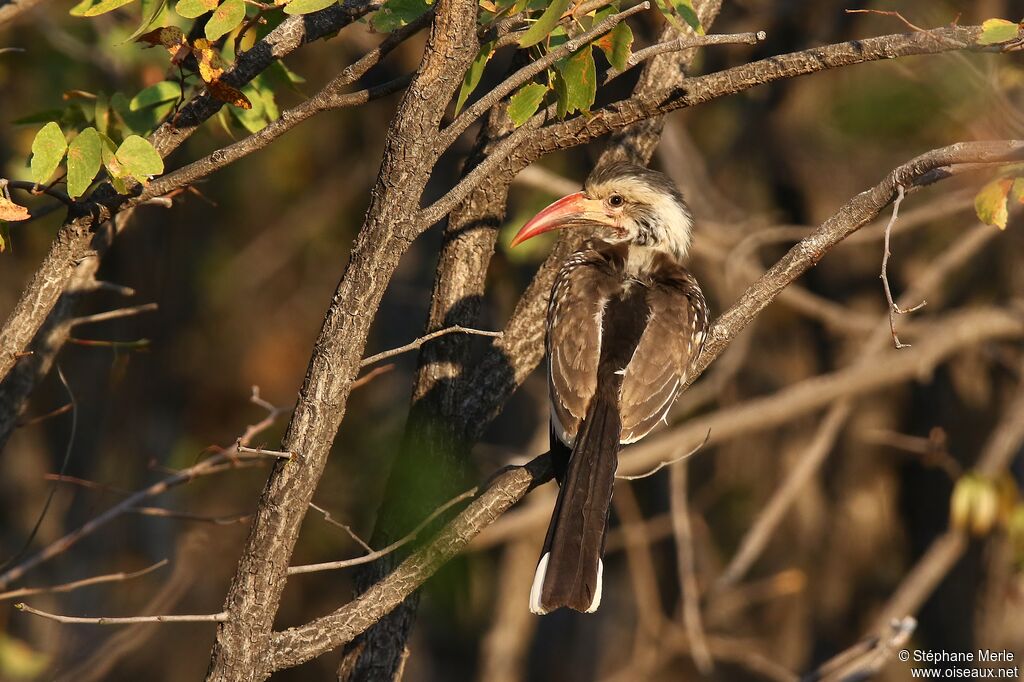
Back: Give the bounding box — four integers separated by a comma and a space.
2, 0, 1024, 679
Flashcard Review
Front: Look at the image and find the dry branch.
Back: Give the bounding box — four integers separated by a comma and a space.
0, 559, 167, 602
15, 602, 228, 624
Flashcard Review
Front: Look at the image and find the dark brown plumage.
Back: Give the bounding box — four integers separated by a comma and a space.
511, 162, 709, 615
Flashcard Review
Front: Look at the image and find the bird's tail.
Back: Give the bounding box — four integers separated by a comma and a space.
530, 393, 620, 614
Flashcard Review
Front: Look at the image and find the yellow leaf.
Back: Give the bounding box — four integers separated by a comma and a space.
975, 178, 1013, 229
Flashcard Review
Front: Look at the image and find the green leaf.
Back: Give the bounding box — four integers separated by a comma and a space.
507, 82, 547, 126
175, 0, 217, 18
66, 127, 103, 199
206, 0, 246, 39
975, 178, 1013, 229
978, 18, 1021, 45
29, 122, 67, 185
553, 46, 596, 116
230, 83, 268, 132
129, 81, 182, 110
128, 0, 169, 40
518, 0, 570, 47
655, 0, 703, 34
284, 0, 336, 15
252, 76, 279, 121
115, 135, 164, 183
455, 41, 494, 115
99, 132, 131, 194
80, 0, 136, 16
266, 60, 306, 92
371, 0, 432, 32
595, 20, 632, 71
94, 93, 110, 135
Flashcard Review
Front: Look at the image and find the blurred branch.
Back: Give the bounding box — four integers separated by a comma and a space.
0, 0, 44, 32
871, 355, 1024, 631
715, 403, 851, 591
670, 460, 713, 673
55, 531, 209, 682
804, 617, 917, 682
0, 559, 167, 602
68, 302, 158, 327
0, 387, 284, 589
613, 483, 665, 675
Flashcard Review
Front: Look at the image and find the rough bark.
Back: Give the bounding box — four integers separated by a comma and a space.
204, 0, 481, 679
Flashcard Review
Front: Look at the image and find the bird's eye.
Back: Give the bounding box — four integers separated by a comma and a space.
607, 194, 624, 207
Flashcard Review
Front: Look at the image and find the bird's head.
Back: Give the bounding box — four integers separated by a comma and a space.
511, 162, 693, 261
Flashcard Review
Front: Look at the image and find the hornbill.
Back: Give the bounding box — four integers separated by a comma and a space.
510, 162, 709, 615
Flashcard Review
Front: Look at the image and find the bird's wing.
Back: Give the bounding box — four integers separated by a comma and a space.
619, 271, 708, 443
546, 250, 618, 446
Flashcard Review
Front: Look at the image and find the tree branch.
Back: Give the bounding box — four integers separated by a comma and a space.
0, 559, 167, 602
15, 603, 228, 624
420, 25, 1005, 225
603, 28, 766, 83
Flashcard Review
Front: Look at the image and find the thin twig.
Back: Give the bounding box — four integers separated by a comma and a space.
0, 387, 285, 589
0, 560, 168, 602
845, 8, 927, 33
880, 184, 926, 349
605, 30, 767, 83
0, 366, 78, 573
236, 444, 296, 461
616, 430, 709, 480
308, 502, 373, 553
15, 602, 228, 624
17, 402, 73, 428
4, 179, 74, 206
287, 487, 479, 575
360, 326, 502, 368
128, 507, 251, 525
351, 364, 394, 389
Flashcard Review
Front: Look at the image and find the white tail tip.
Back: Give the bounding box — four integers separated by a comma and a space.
585, 559, 604, 613
529, 553, 551, 615
528, 554, 604, 615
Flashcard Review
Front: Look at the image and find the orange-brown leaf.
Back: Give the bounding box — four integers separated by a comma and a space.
0, 195, 31, 222
206, 80, 252, 109
136, 27, 192, 64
